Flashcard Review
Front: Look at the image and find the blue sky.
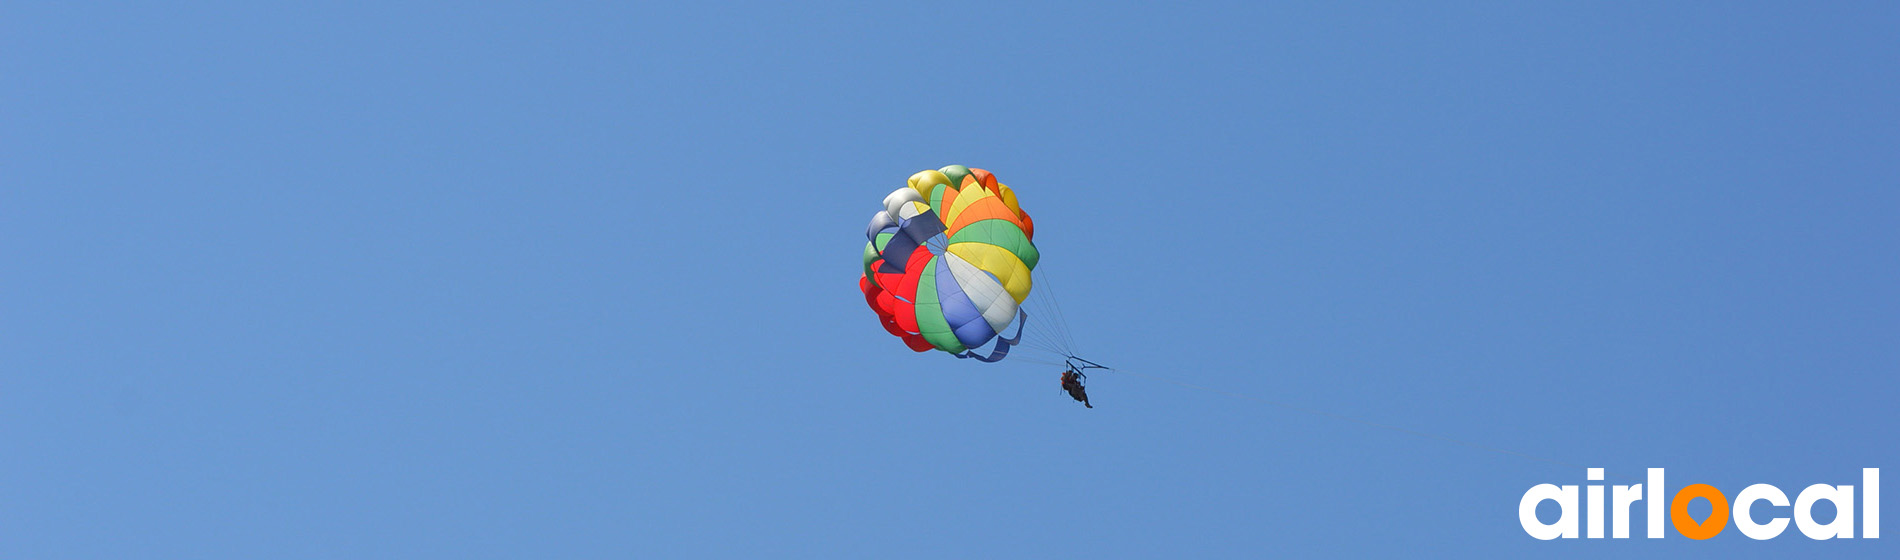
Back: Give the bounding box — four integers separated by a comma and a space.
4, 2, 1895, 558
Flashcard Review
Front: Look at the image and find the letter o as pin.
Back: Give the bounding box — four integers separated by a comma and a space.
1672, 484, 1729, 540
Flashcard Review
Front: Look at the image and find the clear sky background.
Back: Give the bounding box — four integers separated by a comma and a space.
4, 2, 1896, 558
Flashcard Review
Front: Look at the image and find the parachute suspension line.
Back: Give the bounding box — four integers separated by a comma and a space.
1018, 338, 1069, 358
1039, 270, 1080, 355
1013, 266, 1116, 378
1001, 312, 1063, 357
1025, 268, 1079, 357
1014, 346, 1070, 362
1105, 368, 1634, 480
1006, 354, 1070, 368
1023, 280, 1058, 338
965, 256, 1078, 365
1024, 345, 1074, 362
1006, 315, 1069, 359
1021, 317, 1070, 357
1019, 287, 1071, 356
1048, 272, 1081, 355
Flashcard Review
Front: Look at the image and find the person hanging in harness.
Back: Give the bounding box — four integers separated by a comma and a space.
1060, 368, 1092, 408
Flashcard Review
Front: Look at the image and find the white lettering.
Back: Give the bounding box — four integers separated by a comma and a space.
1647, 468, 1665, 538
1795, 484, 1855, 539
1520, 483, 1579, 540
1612, 484, 1642, 538
1734, 484, 1789, 540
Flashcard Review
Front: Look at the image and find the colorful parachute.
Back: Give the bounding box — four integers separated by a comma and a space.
860, 165, 1038, 361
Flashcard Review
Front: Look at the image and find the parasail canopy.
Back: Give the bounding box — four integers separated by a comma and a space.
859, 165, 1040, 362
